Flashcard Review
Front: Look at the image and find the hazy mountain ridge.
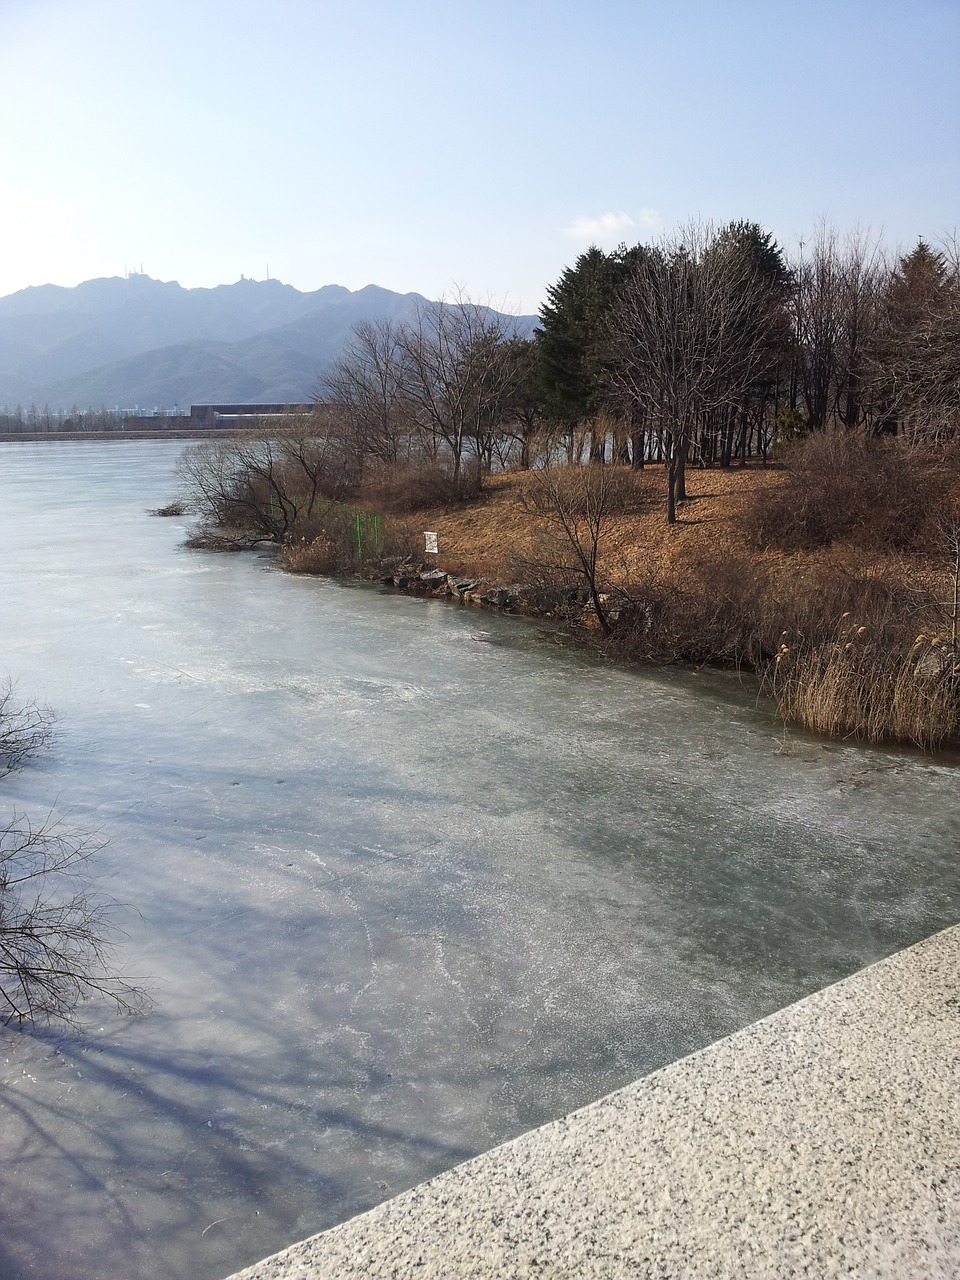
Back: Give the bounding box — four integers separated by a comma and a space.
0, 275, 535, 411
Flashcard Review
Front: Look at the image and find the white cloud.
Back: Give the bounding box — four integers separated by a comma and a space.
565, 208, 661, 244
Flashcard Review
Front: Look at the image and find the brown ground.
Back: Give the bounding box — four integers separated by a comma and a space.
393, 462, 947, 609
395, 462, 787, 584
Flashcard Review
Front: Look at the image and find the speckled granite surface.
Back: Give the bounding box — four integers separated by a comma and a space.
229, 925, 960, 1279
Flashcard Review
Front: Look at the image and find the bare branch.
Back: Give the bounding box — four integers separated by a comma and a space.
0, 686, 147, 1027
0, 679, 54, 778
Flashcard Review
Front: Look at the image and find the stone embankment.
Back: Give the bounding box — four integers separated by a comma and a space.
379, 558, 588, 620
229, 924, 960, 1279
383, 561, 520, 609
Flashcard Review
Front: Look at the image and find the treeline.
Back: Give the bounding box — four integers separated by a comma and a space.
176, 221, 960, 748
0, 406, 132, 432
319, 222, 960, 523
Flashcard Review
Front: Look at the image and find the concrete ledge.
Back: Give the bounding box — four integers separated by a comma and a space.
230, 925, 960, 1279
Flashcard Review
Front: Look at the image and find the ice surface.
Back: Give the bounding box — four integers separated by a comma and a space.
0, 440, 958, 1280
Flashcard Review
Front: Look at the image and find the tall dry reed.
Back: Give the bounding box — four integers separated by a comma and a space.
770, 619, 959, 748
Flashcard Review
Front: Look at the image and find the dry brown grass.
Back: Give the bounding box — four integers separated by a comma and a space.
771, 621, 959, 748
403, 463, 781, 582
284, 536, 342, 575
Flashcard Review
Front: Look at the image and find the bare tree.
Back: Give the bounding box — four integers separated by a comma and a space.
522, 465, 638, 632
319, 320, 416, 466
178, 416, 358, 543
394, 295, 518, 493
791, 225, 887, 431
491, 336, 542, 469
613, 223, 784, 522
834, 230, 887, 431
0, 684, 145, 1026
318, 300, 522, 492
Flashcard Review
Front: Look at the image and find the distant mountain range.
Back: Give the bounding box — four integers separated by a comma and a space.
0, 274, 537, 412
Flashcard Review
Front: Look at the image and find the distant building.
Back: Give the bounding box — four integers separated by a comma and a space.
120, 403, 315, 430
188, 403, 315, 424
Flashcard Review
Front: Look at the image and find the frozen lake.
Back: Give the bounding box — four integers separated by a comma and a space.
1, 439, 958, 1280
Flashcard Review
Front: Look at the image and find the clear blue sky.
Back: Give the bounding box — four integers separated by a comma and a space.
1, 0, 957, 313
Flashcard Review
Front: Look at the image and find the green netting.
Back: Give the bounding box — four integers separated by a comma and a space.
354, 511, 383, 563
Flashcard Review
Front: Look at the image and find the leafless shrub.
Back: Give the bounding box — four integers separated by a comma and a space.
519, 464, 645, 633
182, 529, 262, 551
612, 544, 771, 665
0, 680, 54, 778
281, 504, 362, 575
360, 457, 474, 513
177, 421, 362, 544
0, 685, 146, 1026
743, 433, 952, 552
379, 517, 429, 564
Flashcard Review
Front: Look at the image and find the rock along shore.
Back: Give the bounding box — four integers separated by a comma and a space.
376, 558, 607, 629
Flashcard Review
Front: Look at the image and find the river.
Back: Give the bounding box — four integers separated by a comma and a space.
0, 439, 957, 1280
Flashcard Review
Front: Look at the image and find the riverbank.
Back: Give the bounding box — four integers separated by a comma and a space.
171, 430, 959, 747
287, 461, 958, 749
377, 463, 776, 583
229, 922, 960, 1278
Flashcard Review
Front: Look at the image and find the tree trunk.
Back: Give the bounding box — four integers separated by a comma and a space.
630, 425, 645, 470
675, 431, 689, 501
613, 421, 630, 464
666, 445, 678, 524
719, 405, 735, 468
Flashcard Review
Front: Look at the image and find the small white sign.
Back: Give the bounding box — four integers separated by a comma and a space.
424, 531, 439, 555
